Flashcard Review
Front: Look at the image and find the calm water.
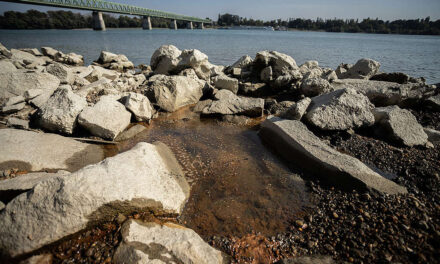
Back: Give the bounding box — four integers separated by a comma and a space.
1, 29, 439, 83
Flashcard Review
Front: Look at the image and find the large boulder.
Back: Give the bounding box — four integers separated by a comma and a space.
255, 51, 299, 77
147, 74, 204, 112
373, 106, 428, 147
339, 58, 380, 79
300, 77, 333, 97
10, 49, 46, 66
0, 60, 17, 73
46, 62, 74, 84
212, 74, 239, 94
114, 220, 227, 264
78, 96, 132, 140
0, 129, 103, 172
260, 117, 407, 194
124, 92, 154, 122
38, 85, 87, 134
150, 45, 182, 75
201, 89, 264, 117
0, 71, 60, 101
331, 79, 435, 106
0, 142, 190, 257
305, 88, 375, 130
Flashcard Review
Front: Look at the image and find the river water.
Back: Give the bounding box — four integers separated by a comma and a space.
1, 28, 439, 83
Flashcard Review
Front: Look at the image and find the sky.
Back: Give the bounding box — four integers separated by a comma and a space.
0, 0, 439, 21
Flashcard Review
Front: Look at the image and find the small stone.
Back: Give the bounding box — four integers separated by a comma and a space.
333, 212, 339, 219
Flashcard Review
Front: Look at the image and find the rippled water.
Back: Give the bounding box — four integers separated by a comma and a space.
1, 29, 439, 83
116, 107, 310, 237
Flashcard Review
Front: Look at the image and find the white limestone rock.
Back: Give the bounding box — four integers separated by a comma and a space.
124, 92, 154, 122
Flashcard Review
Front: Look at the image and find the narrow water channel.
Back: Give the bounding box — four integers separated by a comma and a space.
117, 107, 311, 238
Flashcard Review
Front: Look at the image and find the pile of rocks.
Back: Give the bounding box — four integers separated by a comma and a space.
0, 42, 439, 263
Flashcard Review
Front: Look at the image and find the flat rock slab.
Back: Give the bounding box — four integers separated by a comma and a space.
259, 117, 407, 194
0, 142, 190, 257
202, 90, 264, 117
0, 71, 60, 100
114, 220, 227, 264
0, 129, 104, 172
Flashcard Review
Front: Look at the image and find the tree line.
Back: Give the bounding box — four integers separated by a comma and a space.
0, 10, 174, 29
218, 13, 440, 35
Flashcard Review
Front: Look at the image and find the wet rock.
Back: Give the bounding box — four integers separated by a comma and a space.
331, 79, 435, 107
424, 128, 440, 143
0, 171, 69, 198
0, 60, 17, 73
0, 71, 60, 100
46, 62, 74, 84
305, 88, 375, 131
1, 102, 25, 114
339, 58, 381, 79
202, 90, 264, 117
277, 255, 335, 264
373, 106, 428, 147
0, 142, 189, 257
300, 77, 333, 97
0, 128, 103, 171
212, 74, 239, 94
114, 124, 146, 142
425, 94, 440, 111
114, 220, 226, 264
147, 74, 204, 112
78, 96, 131, 140
124, 92, 154, 122
260, 117, 407, 194
38, 85, 87, 134
288, 97, 311, 120
96, 51, 134, 70
6, 117, 29, 129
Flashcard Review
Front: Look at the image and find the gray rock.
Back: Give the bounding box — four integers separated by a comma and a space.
331, 79, 435, 106
259, 117, 407, 194
212, 74, 239, 94
41, 47, 59, 58
114, 124, 146, 142
38, 85, 87, 134
150, 45, 182, 75
0, 128, 104, 172
370, 72, 411, 84
255, 51, 299, 78
289, 97, 311, 120
19, 254, 53, 264
148, 74, 204, 112
10, 49, 45, 66
268, 100, 296, 116
41, 47, 83, 66
0, 71, 60, 100
29, 92, 54, 109
0, 42, 12, 58
78, 96, 131, 140
75, 77, 112, 98
231, 55, 253, 69
1, 102, 26, 114
373, 106, 428, 147
97, 51, 134, 70
239, 82, 267, 96
114, 220, 226, 264
0, 60, 17, 73
124, 92, 154, 122
425, 94, 440, 111
300, 77, 333, 97
260, 66, 273, 82
0, 201, 4, 211
0, 142, 190, 257
46, 63, 74, 84
340, 58, 381, 79
20, 48, 43, 57
6, 117, 29, 129
305, 88, 375, 130
424, 128, 440, 143
3, 95, 25, 106
24, 89, 44, 100
0, 171, 69, 195
202, 90, 264, 117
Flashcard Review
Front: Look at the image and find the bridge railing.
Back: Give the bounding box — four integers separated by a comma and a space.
15, 0, 211, 23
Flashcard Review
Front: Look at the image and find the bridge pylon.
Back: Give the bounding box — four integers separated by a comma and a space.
92, 11, 106, 31
142, 16, 152, 30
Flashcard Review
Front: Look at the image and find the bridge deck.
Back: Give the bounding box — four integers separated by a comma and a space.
2, 0, 211, 23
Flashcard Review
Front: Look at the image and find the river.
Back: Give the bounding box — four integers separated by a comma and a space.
1, 28, 439, 83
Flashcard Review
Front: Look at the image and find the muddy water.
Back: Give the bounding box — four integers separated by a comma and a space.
117, 107, 311, 238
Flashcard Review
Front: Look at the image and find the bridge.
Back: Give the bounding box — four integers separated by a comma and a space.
1, 0, 212, 30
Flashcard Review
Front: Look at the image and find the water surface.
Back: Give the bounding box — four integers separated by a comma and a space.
1, 29, 439, 83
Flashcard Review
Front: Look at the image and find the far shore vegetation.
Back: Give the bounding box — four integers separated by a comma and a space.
1, 10, 439, 35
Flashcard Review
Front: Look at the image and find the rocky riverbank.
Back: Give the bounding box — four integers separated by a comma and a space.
0, 42, 439, 263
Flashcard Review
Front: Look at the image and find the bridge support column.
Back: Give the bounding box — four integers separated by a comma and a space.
197, 22, 204, 29
142, 16, 152, 30
92, 11, 106, 31
170, 19, 178, 30
187, 21, 193, 30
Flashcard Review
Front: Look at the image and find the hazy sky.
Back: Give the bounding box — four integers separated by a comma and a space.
1, 0, 439, 21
